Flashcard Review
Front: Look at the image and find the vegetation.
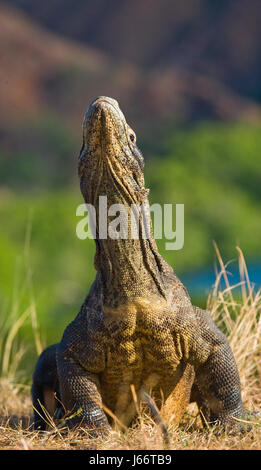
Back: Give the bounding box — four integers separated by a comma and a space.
1, 121, 261, 357
0, 117, 260, 449
147, 122, 261, 272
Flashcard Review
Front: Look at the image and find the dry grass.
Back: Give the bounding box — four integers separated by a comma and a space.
0, 247, 260, 450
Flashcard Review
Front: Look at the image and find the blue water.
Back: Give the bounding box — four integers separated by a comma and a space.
180, 260, 261, 298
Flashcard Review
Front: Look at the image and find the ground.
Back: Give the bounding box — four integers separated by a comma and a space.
0, 249, 260, 450
0, 377, 260, 450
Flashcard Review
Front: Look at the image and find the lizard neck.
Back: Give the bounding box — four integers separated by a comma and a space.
78, 97, 176, 309
92, 194, 173, 309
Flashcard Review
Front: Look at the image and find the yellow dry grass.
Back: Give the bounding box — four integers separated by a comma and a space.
0, 247, 260, 450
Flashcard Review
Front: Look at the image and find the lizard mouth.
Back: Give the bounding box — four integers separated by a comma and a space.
86, 96, 125, 129
91, 96, 120, 111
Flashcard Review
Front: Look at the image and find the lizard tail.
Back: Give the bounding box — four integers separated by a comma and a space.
142, 392, 170, 448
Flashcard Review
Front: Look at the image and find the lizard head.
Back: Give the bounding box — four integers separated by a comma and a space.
78, 96, 148, 207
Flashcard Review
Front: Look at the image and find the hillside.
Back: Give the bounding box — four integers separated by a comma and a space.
0, 3, 126, 125
6, 0, 261, 103
1, 3, 261, 193
1, 2, 261, 135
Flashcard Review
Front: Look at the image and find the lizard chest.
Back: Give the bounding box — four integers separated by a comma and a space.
100, 313, 185, 423
102, 308, 181, 381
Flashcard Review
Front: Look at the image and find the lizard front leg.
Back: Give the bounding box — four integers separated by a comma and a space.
56, 346, 110, 434
176, 306, 246, 430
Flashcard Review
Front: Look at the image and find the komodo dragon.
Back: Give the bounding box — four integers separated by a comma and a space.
32, 96, 247, 433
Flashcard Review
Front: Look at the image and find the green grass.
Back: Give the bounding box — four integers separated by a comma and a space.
0, 189, 96, 373
146, 121, 261, 272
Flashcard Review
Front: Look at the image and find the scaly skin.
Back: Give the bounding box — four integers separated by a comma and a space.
32, 96, 246, 433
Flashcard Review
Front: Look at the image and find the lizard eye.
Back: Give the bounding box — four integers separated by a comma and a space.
127, 124, 136, 144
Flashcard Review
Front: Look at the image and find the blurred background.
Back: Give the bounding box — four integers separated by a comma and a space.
1, 0, 261, 373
